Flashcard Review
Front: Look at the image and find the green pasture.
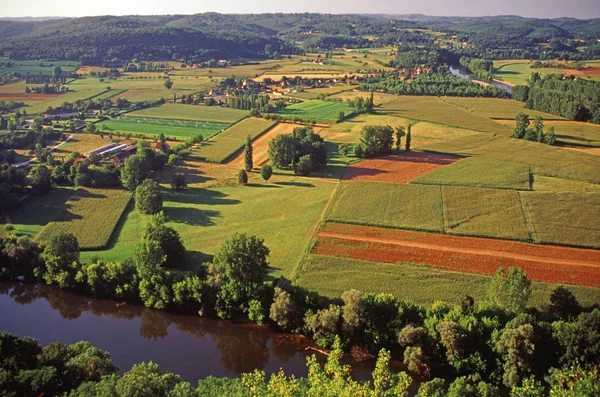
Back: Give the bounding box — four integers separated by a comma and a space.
0, 60, 79, 76
128, 103, 248, 123
441, 97, 564, 120
412, 157, 531, 190
191, 118, 275, 163
103, 116, 229, 140
296, 255, 600, 308
276, 100, 357, 123
286, 85, 354, 100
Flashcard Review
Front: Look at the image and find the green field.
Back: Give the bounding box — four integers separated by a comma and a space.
104, 116, 230, 140
191, 118, 276, 163
377, 95, 510, 134
127, 103, 248, 123
0, 60, 80, 76
412, 157, 531, 190
493, 63, 533, 86
82, 174, 334, 277
286, 86, 354, 100
325, 182, 445, 232
443, 186, 531, 241
441, 97, 564, 120
422, 134, 600, 184
296, 255, 600, 308
35, 188, 132, 250
276, 100, 357, 123
521, 192, 600, 249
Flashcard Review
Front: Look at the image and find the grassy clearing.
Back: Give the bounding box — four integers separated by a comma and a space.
82, 172, 334, 277
493, 63, 532, 86
442, 97, 563, 120
36, 188, 132, 250
191, 118, 276, 163
296, 254, 600, 308
276, 100, 357, 123
422, 134, 600, 184
521, 192, 600, 249
127, 104, 248, 123
104, 116, 229, 140
325, 182, 444, 232
443, 186, 531, 241
378, 95, 510, 134
412, 157, 531, 190
4, 187, 75, 238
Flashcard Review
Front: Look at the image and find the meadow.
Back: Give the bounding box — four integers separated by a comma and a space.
443, 186, 531, 241
493, 61, 600, 86
441, 97, 563, 120
412, 157, 531, 190
521, 192, 600, 249
422, 134, 600, 184
35, 188, 132, 250
0, 60, 79, 76
128, 103, 248, 123
494, 119, 600, 148
103, 116, 229, 140
286, 85, 354, 100
295, 254, 600, 308
191, 118, 276, 163
324, 182, 445, 232
276, 100, 357, 123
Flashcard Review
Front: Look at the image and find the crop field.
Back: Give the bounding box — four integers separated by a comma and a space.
35, 188, 132, 250
443, 186, 531, 241
311, 222, 600, 288
325, 182, 445, 232
441, 97, 563, 120
412, 157, 531, 190
341, 151, 460, 184
191, 118, 276, 163
286, 85, 354, 100
0, 60, 79, 76
91, 89, 125, 101
531, 176, 600, 193
128, 103, 248, 123
24, 88, 108, 114
227, 123, 309, 169
296, 254, 600, 307
521, 192, 600, 249
276, 100, 357, 123
51, 133, 110, 161
378, 95, 511, 134
422, 134, 600, 184
104, 116, 229, 139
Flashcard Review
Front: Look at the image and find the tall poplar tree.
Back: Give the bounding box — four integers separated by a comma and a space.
244, 134, 253, 171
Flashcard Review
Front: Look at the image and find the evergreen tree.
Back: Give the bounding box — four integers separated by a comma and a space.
244, 135, 253, 171
405, 125, 412, 151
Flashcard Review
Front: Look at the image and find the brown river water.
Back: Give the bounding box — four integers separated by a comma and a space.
0, 282, 409, 384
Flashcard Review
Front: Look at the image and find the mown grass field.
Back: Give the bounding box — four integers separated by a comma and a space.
325, 182, 445, 232
82, 171, 334, 277
493, 61, 600, 85
286, 85, 354, 100
521, 192, 600, 249
422, 135, 600, 184
103, 116, 229, 140
296, 255, 600, 308
191, 118, 276, 163
442, 97, 563, 120
377, 95, 510, 134
276, 100, 357, 123
127, 103, 248, 123
412, 157, 531, 190
35, 188, 132, 250
443, 186, 531, 241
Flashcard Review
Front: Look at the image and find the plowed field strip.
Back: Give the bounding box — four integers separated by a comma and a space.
318, 232, 599, 268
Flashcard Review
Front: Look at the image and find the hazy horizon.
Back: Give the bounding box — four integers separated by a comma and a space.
2, 0, 600, 19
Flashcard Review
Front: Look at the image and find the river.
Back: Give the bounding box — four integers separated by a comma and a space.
0, 282, 405, 383
449, 65, 513, 93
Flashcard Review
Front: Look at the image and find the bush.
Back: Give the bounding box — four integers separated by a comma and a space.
171, 173, 187, 191
260, 165, 273, 181
238, 170, 248, 185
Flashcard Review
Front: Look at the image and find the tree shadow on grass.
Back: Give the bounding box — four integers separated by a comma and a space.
164, 188, 241, 206
164, 206, 220, 226
275, 181, 315, 188
181, 249, 214, 273
246, 183, 281, 188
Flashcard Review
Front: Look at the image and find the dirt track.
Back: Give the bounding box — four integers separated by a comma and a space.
314, 223, 600, 288
341, 151, 460, 184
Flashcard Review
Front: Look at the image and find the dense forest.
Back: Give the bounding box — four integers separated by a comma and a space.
0, 14, 599, 63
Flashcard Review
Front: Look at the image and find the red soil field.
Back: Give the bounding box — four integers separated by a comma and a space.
581, 67, 600, 75
0, 93, 62, 101
341, 151, 460, 184
313, 223, 600, 288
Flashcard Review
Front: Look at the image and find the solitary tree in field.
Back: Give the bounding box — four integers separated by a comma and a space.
405, 125, 412, 151
135, 179, 163, 215
395, 126, 406, 152
238, 169, 248, 185
337, 111, 345, 123
164, 79, 173, 89
244, 134, 253, 171
260, 165, 273, 182
171, 172, 187, 191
